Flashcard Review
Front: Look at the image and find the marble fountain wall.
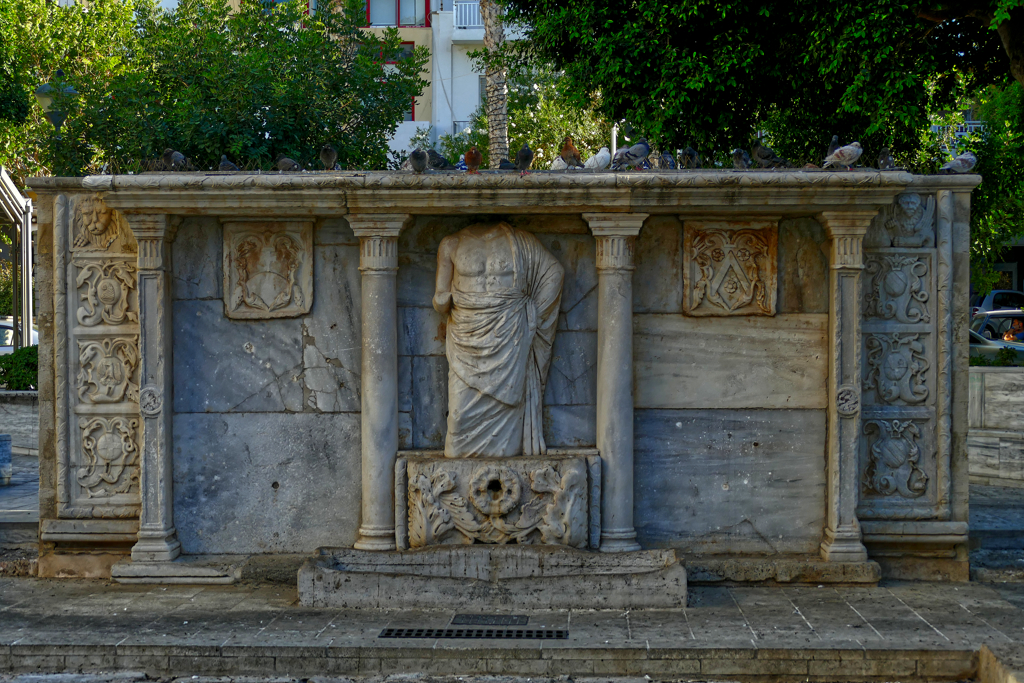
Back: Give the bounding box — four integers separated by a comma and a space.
26, 171, 979, 582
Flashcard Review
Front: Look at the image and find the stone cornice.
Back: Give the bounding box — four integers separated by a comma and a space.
26, 170, 983, 218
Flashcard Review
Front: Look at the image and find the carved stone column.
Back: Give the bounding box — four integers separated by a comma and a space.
583, 213, 648, 553
350, 214, 413, 551
125, 213, 181, 562
817, 210, 877, 563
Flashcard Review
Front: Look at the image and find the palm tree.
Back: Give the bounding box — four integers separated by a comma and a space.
479, 0, 508, 168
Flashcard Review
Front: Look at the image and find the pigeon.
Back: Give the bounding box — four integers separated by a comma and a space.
732, 148, 752, 169
751, 139, 788, 168
275, 155, 302, 171
939, 150, 977, 174
877, 147, 895, 170
498, 158, 518, 171
560, 136, 584, 168
465, 146, 483, 174
550, 155, 568, 170
658, 152, 676, 169
679, 146, 701, 169
827, 135, 840, 159
320, 144, 337, 171
427, 149, 456, 170
823, 141, 863, 169
611, 138, 651, 170
516, 143, 534, 176
218, 155, 239, 172
584, 147, 611, 170
162, 148, 186, 171
409, 148, 428, 173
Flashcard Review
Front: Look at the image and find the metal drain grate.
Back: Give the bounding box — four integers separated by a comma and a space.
379, 627, 566, 639
452, 614, 529, 626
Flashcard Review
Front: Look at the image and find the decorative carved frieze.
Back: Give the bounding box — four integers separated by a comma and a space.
864, 333, 930, 405
223, 221, 313, 319
864, 254, 931, 324
406, 457, 589, 548
77, 416, 140, 498
863, 419, 928, 498
76, 260, 138, 326
77, 338, 140, 404
683, 221, 777, 316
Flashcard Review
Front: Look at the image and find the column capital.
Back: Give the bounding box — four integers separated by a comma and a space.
816, 210, 878, 238
348, 213, 414, 238
582, 212, 648, 236
124, 213, 175, 271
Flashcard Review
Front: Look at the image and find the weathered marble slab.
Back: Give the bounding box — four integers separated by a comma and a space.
983, 372, 1024, 431
634, 313, 828, 409
634, 408, 826, 554
777, 217, 828, 314
543, 405, 596, 448
633, 216, 683, 314
315, 218, 357, 246
536, 233, 598, 331
172, 217, 222, 301
544, 330, 597, 406
398, 306, 446, 357
410, 355, 448, 448
173, 412, 360, 554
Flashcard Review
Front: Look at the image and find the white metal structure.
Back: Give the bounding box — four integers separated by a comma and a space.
454, 0, 483, 28
0, 168, 33, 350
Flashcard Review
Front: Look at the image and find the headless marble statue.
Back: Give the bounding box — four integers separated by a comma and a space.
433, 222, 564, 458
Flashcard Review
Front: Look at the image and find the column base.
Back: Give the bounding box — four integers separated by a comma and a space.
600, 528, 641, 553
820, 526, 868, 562
131, 528, 181, 563
354, 525, 396, 551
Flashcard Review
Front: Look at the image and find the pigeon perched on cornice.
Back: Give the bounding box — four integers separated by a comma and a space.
751, 139, 788, 168
611, 138, 650, 170
584, 147, 611, 170
679, 146, 701, 169
660, 152, 677, 169
822, 141, 863, 169
162, 148, 186, 171
409, 148, 428, 173
428, 149, 456, 170
560, 136, 584, 169
550, 155, 568, 170
320, 144, 338, 171
465, 146, 483, 174
218, 155, 239, 172
939, 150, 977, 174
732, 148, 752, 169
498, 158, 518, 171
878, 147, 895, 170
516, 143, 534, 176
275, 155, 302, 171
827, 135, 840, 159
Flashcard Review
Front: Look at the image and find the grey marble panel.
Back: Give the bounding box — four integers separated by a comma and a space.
536, 233, 598, 332
543, 404, 596, 448
634, 313, 828, 410
411, 355, 449, 448
398, 305, 446, 356
544, 330, 597, 406
634, 408, 826, 554
398, 355, 412, 413
173, 412, 360, 554
399, 411, 413, 450
777, 218, 828, 314
316, 218, 357, 246
983, 373, 1024, 431
634, 215, 682, 314
173, 299, 304, 413
172, 217, 221, 300
1001, 437, 1024, 481
398, 252, 438, 308
968, 434, 1001, 477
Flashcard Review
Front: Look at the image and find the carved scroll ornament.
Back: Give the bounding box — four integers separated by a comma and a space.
407, 460, 588, 548
864, 255, 930, 324
224, 222, 313, 319
77, 416, 139, 498
863, 419, 928, 498
684, 223, 777, 316
76, 261, 138, 326
865, 333, 929, 405
77, 338, 140, 404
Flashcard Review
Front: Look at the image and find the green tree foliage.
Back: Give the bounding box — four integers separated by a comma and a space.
0, 0, 428, 182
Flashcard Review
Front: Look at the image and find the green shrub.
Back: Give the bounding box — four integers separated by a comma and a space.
0, 344, 37, 390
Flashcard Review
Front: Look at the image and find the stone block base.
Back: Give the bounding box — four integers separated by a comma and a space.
111, 555, 241, 584
686, 555, 880, 585
298, 545, 686, 609
874, 556, 970, 582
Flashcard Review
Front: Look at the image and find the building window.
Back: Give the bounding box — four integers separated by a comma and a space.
386, 42, 416, 121
367, 0, 430, 26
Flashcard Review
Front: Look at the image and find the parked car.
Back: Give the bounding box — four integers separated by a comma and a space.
971, 309, 1024, 341
970, 329, 1024, 363
0, 318, 38, 355
971, 290, 1024, 318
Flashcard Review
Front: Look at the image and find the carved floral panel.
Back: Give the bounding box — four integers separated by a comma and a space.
406, 456, 589, 548
77, 337, 140, 404
683, 221, 777, 317
863, 254, 931, 324
862, 419, 929, 499
76, 416, 139, 499
75, 260, 138, 327
864, 333, 930, 405
223, 220, 313, 319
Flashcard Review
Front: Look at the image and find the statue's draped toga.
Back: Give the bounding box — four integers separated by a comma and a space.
434, 223, 564, 458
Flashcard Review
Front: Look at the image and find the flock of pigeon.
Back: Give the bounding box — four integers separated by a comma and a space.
160, 135, 978, 176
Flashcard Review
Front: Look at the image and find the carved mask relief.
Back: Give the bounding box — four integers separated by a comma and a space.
71, 195, 132, 252
863, 419, 928, 498
864, 255, 931, 324
223, 221, 313, 319
886, 193, 935, 248
683, 221, 778, 316
864, 333, 929, 405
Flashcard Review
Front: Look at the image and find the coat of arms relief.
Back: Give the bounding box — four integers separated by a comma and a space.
683, 221, 778, 316
223, 220, 313, 319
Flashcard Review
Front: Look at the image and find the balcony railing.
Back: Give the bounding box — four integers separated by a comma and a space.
455, 0, 483, 29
